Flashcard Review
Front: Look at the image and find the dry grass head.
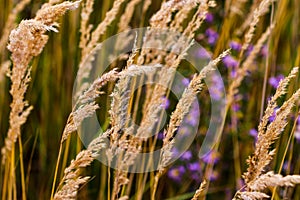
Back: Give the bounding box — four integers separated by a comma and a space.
1, 0, 81, 164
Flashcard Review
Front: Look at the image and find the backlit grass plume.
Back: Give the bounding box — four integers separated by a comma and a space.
234, 67, 300, 199
1, 1, 80, 199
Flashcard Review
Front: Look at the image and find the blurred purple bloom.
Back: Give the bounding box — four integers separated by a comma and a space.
205, 13, 214, 23
196, 48, 211, 59
157, 132, 164, 140
269, 74, 284, 89
249, 128, 258, 138
177, 126, 191, 138
168, 166, 185, 182
223, 55, 238, 68
246, 45, 254, 56
295, 117, 300, 142
260, 45, 268, 57
205, 28, 219, 45
188, 162, 201, 171
160, 96, 170, 109
230, 69, 237, 78
171, 148, 180, 158
236, 178, 244, 189
182, 78, 190, 86
210, 74, 224, 100
185, 112, 199, 126
187, 102, 200, 125
229, 41, 242, 51
202, 150, 219, 164
232, 103, 240, 112
209, 170, 219, 181
180, 151, 192, 161
269, 108, 278, 122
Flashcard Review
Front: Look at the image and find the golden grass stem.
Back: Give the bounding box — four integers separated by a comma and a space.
98, 164, 107, 199
50, 143, 63, 200
108, 167, 111, 200
231, 109, 242, 189
18, 135, 26, 200
60, 136, 71, 180
2, 160, 9, 199
25, 130, 39, 190
8, 145, 15, 200
260, 1, 275, 120
200, 103, 230, 199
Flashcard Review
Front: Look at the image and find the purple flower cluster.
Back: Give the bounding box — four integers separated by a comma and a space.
229, 41, 242, 52
180, 150, 192, 161
232, 102, 241, 112
195, 47, 212, 59
205, 28, 219, 45
205, 13, 214, 23
295, 117, 300, 142
269, 74, 284, 89
223, 55, 238, 68
249, 128, 258, 138
160, 96, 170, 109
168, 166, 185, 182
167, 149, 221, 184
167, 160, 203, 183
222, 55, 238, 78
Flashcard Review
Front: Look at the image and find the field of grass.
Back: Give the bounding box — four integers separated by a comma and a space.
0, 0, 300, 199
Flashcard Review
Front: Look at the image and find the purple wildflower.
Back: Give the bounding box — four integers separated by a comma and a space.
205, 13, 214, 23
157, 132, 164, 140
196, 47, 211, 59
283, 161, 289, 172
180, 150, 192, 161
269, 108, 278, 122
269, 74, 284, 89
168, 166, 185, 182
202, 150, 220, 164
230, 69, 237, 78
185, 111, 199, 126
185, 101, 200, 126
249, 128, 258, 138
229, 41, 242, 51
177, 126, 191, 138
209, 74, 224, 100
295, 117, 300, 142
209, 170, 219, 181
182, 78, 190, 86
246, 44, 254, 56
160, 96, 170, 109
171, 148, 180, 158
188, 162, 201, 172
205, 28, 219, 45
222, 55, 238, 68
260, 45, 268, 57
232, 103, 240, 112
